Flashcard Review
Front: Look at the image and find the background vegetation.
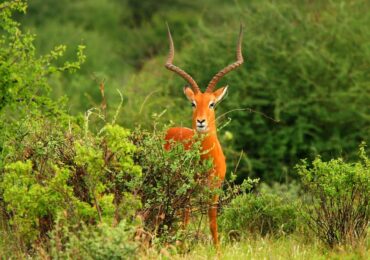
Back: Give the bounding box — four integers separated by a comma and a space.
0, 0, 369, 258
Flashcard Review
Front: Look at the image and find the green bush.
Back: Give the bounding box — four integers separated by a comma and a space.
132, 125, 215, 243
0, 1, 85, 112
0, 114, 142, 247
258, 181, 302, 203
0, 112, 222, 249
219, 192, 299, 239
296, 144, 369, 248
0, 0, 85, 164
46, 220, 139, 259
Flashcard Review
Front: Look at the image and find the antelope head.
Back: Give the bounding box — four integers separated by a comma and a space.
165, 25, 244, 133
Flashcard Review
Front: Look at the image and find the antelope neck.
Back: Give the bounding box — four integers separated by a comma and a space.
193, 128, 220, 153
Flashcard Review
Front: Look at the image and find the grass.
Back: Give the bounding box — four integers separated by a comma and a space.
1, 212, 369, 259
142, 235, 369, 260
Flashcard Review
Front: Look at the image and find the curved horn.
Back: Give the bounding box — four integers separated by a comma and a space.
165, 24, 200, 93
206, 25, 244, 93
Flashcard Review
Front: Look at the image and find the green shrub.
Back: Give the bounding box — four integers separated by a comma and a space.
0, 0, 85, 113
219, 192, 299, 239
0, 115, 142, 247
1, 112, 221, 249
296, 144, 369, 248
132, 125, 215, 243
0, 0, 85, 168
46, 220, 139, 259
258, 181, 302, 203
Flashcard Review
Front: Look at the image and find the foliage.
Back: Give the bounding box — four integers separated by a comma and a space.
45, 220, 139, 259
0, 0, 85, 112
219, 191, 300, 239
296, 144, 370, 248
0, 0, 85, 166
258, 181, 302, 203
0, 114, 141, 247
132, 125, 214, 243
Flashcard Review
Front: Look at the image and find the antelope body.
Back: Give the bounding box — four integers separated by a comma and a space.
164, 25, 244, 246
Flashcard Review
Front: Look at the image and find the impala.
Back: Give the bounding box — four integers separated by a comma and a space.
164, 25, 244, 246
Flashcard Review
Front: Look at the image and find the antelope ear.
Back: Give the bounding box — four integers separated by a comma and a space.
183, 86, 195, 101
213, 86, 228, 103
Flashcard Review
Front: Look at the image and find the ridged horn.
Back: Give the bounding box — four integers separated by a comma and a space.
165, 23, 200, 93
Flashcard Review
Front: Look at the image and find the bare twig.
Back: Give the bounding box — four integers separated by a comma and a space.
216, 107, 281, 124
139, 89, 160, 114
234, 150, 244, 175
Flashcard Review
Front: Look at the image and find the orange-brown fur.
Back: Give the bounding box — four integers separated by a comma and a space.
164, 88, 227, 246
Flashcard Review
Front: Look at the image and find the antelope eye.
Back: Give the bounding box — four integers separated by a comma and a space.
209, 102, 215, 109
191, 101, 196, 108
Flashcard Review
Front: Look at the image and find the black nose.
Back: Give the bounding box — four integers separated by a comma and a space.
197, 119, 205, 124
